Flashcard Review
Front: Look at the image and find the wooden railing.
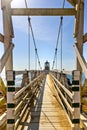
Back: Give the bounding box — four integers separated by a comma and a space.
0, 70, 45, 130
50, 70, 80, 130
74, 43, 87, 78
15, 73, 45, 129
0, 112, 6, 129
50, 74, 73, 121
1, 70, 87, 130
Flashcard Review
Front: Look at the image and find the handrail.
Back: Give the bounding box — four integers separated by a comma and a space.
50, 74, 73, 114
53, 80, 74, 113
74, 43, 87, 78
81, 114, 87, 129
15, 70, 44, 75
15, 73, 44, 99
15, 72, 45, 129
50, 73, 73, 99
50, 71, 81, 130
15, 70, 28, 75
0, 113, 6, 126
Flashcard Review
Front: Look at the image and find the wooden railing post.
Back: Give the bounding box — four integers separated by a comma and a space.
34, 71, 37, 78
1, 0, 14, 73
72, 70, 80, 130
21, 70, 29, 87
29, 71, 31, 82
6, 70, 15, 130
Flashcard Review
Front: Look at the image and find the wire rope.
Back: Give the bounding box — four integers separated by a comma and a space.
24, 0, 42, 70
52, 0, 65, 70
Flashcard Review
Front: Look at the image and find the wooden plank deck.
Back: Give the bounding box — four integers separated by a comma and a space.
18, 74, 72, 130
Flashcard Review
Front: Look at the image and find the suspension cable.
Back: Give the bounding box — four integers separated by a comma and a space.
60, 17, 63, 72
27, 18, 30, 70
52, 0, 65, 70
60, 0, 65, 71
52, 19, 62, 70
29, 21, 42, 70
24, 0, 42, 70
25, 0, 30, 70
35, 49, 37, 70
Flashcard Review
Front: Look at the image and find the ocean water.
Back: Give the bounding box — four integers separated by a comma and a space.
0, 74, 23, 87
15, 75, 23, 87
0, 72, 86, 88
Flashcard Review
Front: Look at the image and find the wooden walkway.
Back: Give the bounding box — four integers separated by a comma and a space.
18, 74, 72, 130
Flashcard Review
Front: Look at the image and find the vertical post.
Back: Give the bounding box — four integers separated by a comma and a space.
32, 71, 34, 80
72, 70, 80, 130
1, 0, 14, 72
21, 70, 29, 87
34, 71, 37, 78
36, 70, 38, 77
29, 71, 31, 82
30, 71, 33, 81
38, 70, 40, 76
6, 70, 15, 130
74, 1, 84, 83
55, 72, 57, 79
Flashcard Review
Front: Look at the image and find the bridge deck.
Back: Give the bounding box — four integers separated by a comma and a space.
18, 74, 72, 130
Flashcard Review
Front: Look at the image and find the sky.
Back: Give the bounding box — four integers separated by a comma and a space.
0, 0, 87, 73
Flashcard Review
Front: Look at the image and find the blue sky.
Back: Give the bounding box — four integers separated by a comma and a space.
0, 0, 87, 72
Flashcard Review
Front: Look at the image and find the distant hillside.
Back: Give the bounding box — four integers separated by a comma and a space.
81, 79, 87, 97
83, 79, 87, 86
81, 79, 87, 113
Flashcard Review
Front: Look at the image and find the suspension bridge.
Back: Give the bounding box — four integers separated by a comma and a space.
0, 0, 87, 130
